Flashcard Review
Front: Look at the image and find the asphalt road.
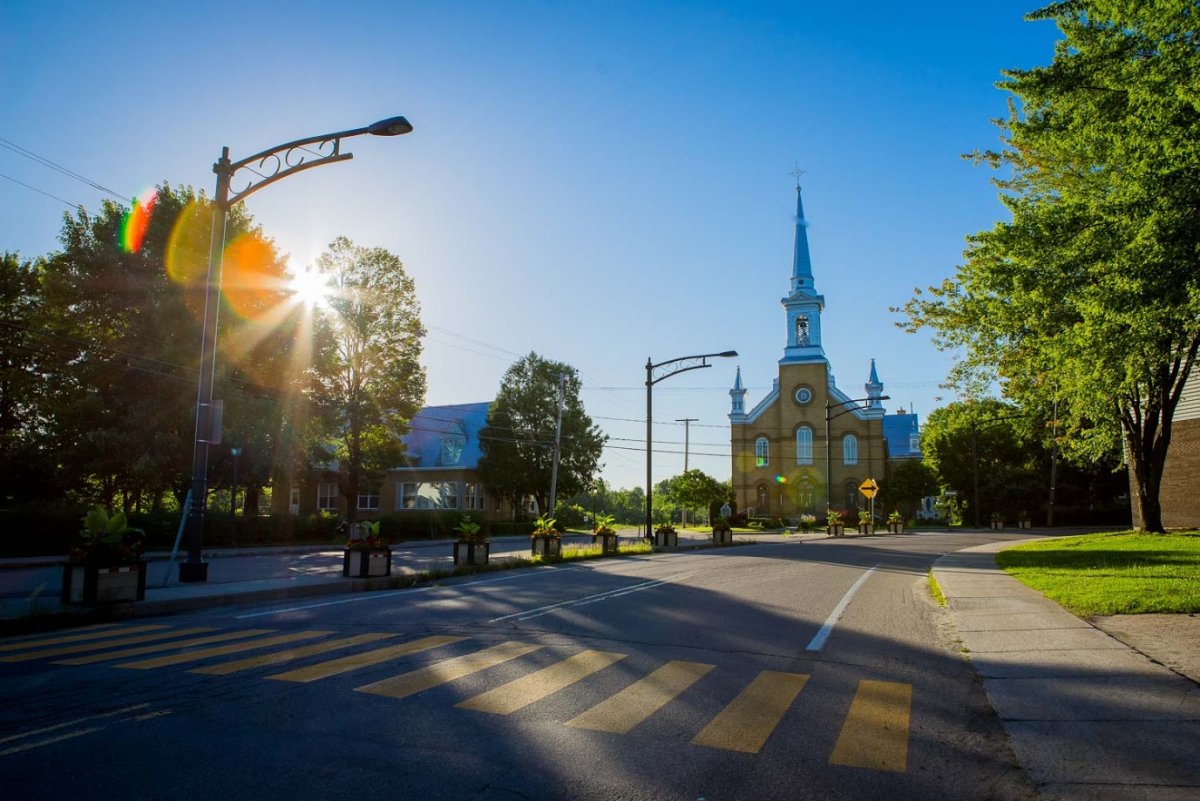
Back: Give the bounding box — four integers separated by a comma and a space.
0, 532, 1042, 801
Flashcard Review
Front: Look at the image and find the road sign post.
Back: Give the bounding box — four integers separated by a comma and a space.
858, 478, 879, 530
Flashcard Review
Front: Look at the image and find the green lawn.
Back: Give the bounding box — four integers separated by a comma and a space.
995, 530, 1200, 616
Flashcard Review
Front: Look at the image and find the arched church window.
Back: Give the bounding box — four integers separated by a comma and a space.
795, 426, 813, 465
844, 479, 859, 511
755, 437, 769, 467
843, 434, 858, 466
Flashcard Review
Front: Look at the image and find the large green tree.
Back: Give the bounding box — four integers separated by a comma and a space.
901, 1, 1200, 531
666, 469, 729, 524
477, 352, 606, 517
308, 237, 426, 524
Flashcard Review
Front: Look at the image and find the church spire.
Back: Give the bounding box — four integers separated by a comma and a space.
729, 366, 747, 417
790, 185, 815, 296
866, 358, 885, 413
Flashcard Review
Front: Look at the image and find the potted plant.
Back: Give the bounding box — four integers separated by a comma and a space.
343, 519, 391, 577
887, 510, 904, 534
858, 509, 874, 536
990, 511, 1005, 531
799, 513, 816, 533
826, 509, 844, 537
1017, 511, 1031, 529
712, 516, 733, 546
653, 522, 678, 548
453, 516, 489, 566
531, 514, 562, 558
62, 505, 147, 604
591, 513, 619, 555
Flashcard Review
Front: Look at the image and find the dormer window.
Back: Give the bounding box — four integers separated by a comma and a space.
441, 435, 465, 465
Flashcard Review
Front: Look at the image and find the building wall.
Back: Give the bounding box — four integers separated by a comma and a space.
284, 468, 517, 522
732, 363, 884, 518
1132, 369, 1199, 529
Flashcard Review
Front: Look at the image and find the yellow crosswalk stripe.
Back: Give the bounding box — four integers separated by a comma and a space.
457, 649, 627, 716
0, 624, 169, 653
829, 680, 912, 773
355, 642, 542, 700
190, 633, 400, 676
566, 660, 714, 734
55, 630, 279, 665
268, 635, 464, 684
114, 631, 332, 670
691, 671, 809, 754
0, 628, 217, 662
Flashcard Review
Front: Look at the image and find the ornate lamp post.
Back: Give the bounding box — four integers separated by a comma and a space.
645, 351, 737, 537
180, 116, 413, 582
824, 395, 889, 511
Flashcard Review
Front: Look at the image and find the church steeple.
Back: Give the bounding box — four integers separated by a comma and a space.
865, 358, 885, 413
790, 186, 815, 296
729, 366, 747, 418
780, 185, 827, 365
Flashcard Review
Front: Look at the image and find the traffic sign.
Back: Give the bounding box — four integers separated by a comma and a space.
858, 478, 879, 499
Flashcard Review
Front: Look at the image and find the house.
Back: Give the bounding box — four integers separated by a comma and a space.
1132, 369, 1199, 528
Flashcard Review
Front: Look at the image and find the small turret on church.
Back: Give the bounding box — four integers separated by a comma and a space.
865, 358, 885, 415
730, 366, 746, 416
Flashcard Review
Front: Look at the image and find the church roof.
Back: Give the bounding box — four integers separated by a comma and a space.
883, 412, 921, 459
396, 402, 491, 470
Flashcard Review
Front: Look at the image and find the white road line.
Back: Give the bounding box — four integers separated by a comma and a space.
490, 574, 694, 623
805, 566, 877, 652
0, 727, 104, 756
0, 703, 151, 746
234, 565, 563, 619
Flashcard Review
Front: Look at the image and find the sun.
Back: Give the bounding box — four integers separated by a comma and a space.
288, 267, 333, 310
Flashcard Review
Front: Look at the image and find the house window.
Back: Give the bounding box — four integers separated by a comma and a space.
464, 483, 485, 511
395, 481, 459, 510
843, 434, 858, 466
441, 435, 465, 465
317, 483, 338, 510
795, 426, 813, 465
289, 488, 300, 515
755, 437, 769, 467
357, 488, 379, 510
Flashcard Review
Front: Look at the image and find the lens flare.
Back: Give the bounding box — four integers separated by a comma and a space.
774, 475, 788, 484
165, 199, 210, 286
120, 189, 158, 253
287, 267, 333, 309
223, 232, 288, 320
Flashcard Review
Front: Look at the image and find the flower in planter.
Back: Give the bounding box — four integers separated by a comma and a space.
346, 519, 387, 551
1017, 511, 1030, 523
799, 513, 816, 530
825, 509, 843, 526
592, 513, 617, 537
712, 517, 732, 534
454, 516, 486, 544
887, 510, 903, 525
69, 506, 145, 565
654, 522, 676, 535
858, 510, 872, 526
531, 514, 560, 539
990, 511, 1005, 524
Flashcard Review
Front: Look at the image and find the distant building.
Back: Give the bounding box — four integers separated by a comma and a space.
284, 402, 523, 521
1131, 369, 1199, 528
728, 187, 896, 517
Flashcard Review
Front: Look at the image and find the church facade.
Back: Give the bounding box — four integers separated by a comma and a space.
728, 188, 889, 519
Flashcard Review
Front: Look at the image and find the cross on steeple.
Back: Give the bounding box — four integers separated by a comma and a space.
790, 164, 806, 189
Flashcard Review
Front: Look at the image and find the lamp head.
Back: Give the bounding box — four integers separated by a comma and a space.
719, 350, 738, 358
367, 116, 413, 136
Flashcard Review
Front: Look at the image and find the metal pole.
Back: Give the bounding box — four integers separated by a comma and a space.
549, 373, 565, 517
645, 358, 653, 539
971, 422, 980, 529
1047, 396, 1058, 527
676, 417, 697, 527
181, 149, 231, 583
825, 399, 832, 513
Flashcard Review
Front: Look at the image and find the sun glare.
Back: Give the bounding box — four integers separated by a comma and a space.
288, 268, 333, 310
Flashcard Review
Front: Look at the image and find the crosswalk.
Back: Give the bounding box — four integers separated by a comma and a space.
0, 623, 913, 771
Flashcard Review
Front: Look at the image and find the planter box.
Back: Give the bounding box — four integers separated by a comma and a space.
343, 549, 392, 577
887, 522, 904, 534
453, 541, 490, 566
858, 524, 875, 536
654, 530, 678, 548
532, 537, 562, 558
712, 530, 733, 546
62, 561, 146, 604
828, 525, 844, 537
592, 532, 618, 555
991, 522, 1005, 531
1019, 521, 1032, 529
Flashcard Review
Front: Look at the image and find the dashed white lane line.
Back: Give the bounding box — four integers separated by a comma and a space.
805, 566, 877, 652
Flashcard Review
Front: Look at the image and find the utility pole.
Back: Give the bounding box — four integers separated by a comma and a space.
675, 418, 698, 526
1047, 395, 1058, 527
548, 373, 566, 518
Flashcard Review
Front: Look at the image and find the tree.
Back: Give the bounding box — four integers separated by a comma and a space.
308, 237, 425, 524
884, 460, 937, 523
477, 353, 606, 517
901, 1, 1200, 531
666, 469, 728, 524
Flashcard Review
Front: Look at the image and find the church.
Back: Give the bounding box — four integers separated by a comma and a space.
728, 187, 917, 519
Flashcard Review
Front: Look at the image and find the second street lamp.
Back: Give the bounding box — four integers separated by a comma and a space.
181, 115, 413, 583
645, 351, 737, 538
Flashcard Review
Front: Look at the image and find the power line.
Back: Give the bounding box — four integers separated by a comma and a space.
0, 137, 130, 202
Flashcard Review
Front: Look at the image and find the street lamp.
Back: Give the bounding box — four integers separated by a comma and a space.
645, 351, 737, 538
230, 447, 242, 517
180, 115, 413, 582
825, 395, 889, 512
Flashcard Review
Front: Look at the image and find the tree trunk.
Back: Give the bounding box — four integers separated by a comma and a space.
244, 484, 260, 517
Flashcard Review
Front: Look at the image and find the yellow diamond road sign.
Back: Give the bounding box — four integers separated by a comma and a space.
858, 478, 879, 499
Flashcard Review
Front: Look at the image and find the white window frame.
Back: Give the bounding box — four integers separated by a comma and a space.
795, 426, 813, 465
357, 488, 379, 510
755, 437, 769, 467
317, 483, 338, 510
843, 434, 859, 466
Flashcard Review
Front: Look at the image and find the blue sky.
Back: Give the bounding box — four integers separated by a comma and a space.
1, 1, 1062, 492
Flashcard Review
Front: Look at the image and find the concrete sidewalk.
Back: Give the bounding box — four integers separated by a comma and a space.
934, 541, 1200, 801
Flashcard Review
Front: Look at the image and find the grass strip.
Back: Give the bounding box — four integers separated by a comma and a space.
927, 569, 948, 608
995, 529, 1200, 616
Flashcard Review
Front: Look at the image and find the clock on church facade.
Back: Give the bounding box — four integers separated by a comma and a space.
728, 187, 889, 518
